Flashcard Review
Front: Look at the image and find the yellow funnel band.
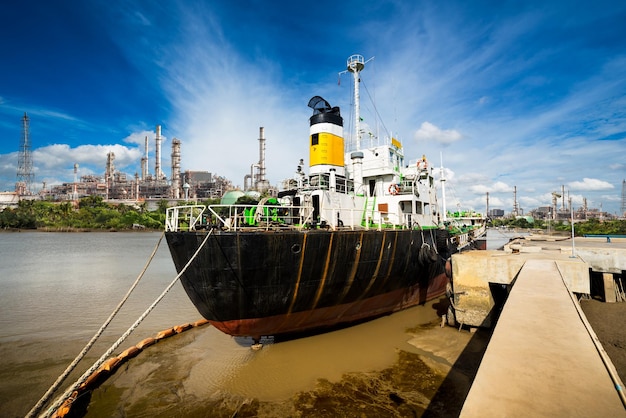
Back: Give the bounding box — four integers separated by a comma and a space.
310, 132, 344, 167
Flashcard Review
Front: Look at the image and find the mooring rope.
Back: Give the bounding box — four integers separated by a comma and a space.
26, 231, 166, 418
35, 229, 213, 418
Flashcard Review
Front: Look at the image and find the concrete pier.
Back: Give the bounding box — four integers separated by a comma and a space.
460, 259, 625, 416
451, 236, 626, 416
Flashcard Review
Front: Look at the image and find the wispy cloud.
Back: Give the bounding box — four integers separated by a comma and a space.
568, 178, 614, 191
414, 122, 463, 145
33, 144, 141, 173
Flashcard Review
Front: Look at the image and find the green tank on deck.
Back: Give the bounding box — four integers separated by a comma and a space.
220, 190, 245, 205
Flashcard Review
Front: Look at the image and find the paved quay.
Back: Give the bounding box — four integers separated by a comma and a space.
453, 236, 626, 417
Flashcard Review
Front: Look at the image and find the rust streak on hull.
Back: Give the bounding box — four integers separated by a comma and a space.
338, 231, 363, 302
288, 234, 307, 314
210, 272, 448, 337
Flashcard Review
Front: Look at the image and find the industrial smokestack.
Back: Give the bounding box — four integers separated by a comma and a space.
106, 152, 115, 200
73, 163, 79, 201
256, 127, 270, 192
106, 152, 115, 180
141, 135, 149, 180
259, 127, 266, 184
171, 138, 181, 199
155, 125, 162, 181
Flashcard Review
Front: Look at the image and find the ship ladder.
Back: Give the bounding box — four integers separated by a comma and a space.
362, 196, 376, 227
28, 229, 214, 418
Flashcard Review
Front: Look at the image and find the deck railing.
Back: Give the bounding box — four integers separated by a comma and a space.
166, 202, 443, 233
166, 204, 317, 232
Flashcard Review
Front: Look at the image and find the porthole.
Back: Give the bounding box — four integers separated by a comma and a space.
291, 244, 301, 254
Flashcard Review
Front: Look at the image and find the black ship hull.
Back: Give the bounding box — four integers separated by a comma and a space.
165, 228, 451, 339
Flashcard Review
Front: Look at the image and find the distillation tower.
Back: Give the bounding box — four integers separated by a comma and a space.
244, 127, 270, 193
155, 125, 164, 181
141, 135, 149, 181
171, 138, 181, 199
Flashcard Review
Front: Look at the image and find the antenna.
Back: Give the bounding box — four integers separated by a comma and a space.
440, 152, 447, 222
340, 54, 374, 151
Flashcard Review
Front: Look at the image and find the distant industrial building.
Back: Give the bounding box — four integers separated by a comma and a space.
183, 170, 232, 199
489, 209, 505, 218
12, 119, 279, 204
41, 125, 180, 201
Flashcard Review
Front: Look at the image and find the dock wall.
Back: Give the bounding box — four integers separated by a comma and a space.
450, 236, 626, 328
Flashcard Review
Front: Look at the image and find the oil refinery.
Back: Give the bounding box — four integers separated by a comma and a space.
3, 113, 277, 208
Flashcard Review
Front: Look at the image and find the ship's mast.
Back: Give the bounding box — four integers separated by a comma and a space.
440, 152, 447, 222
347, 55, 365, 151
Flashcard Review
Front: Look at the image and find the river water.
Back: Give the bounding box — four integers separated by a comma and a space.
0, 230, 509, 417
0, 232, 201, 416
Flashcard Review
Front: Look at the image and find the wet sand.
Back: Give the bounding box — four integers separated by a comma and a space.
580, 299, 626, 384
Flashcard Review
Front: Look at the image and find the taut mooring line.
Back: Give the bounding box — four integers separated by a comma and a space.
31, 230, 212, 418
26, 231, 166, 418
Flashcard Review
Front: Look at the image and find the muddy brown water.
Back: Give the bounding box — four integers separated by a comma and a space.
82, 299, 490, 417
1, 231, 513, 417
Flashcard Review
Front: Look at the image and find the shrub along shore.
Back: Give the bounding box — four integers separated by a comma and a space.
2, 195, 625, 234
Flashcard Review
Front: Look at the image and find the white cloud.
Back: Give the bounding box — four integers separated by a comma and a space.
34, 144, 141, 169
123, 130, 159, 147
567, 178, 614, 191
469, 181, 514, 195
414, 122, 463, 145
486, 196, 507, 208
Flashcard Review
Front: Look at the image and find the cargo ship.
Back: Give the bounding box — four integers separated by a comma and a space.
164, 55, 485, 342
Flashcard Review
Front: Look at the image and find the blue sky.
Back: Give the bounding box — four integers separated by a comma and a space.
1, 0, 625, 215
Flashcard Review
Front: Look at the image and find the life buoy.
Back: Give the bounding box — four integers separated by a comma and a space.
417, 160, 428, 170
388, 184, 400, 195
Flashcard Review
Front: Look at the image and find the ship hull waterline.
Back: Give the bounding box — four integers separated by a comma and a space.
165, 228, 451, 340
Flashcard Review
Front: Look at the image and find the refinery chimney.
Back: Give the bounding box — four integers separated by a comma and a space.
259, 127, 266, 185
171, 138, 181, 199
141, 135, 149, 180
257, 127, 270, 192
155, 125, 163, 181
106, 152, 115, 200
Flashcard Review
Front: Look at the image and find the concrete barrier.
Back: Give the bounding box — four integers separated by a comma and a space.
451, 250, 590, 328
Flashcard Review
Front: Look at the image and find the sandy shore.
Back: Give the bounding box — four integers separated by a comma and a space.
580, 298, 626, 384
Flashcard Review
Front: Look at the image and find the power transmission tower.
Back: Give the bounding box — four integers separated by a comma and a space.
16, 112, 35, 195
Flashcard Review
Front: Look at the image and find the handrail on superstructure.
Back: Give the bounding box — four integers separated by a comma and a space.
166, 201, 442, 233
165, 205, 206, 232
166, 204, 317, 232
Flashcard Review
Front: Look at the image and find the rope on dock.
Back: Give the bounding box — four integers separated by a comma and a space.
26, 231, 166, 418
34, 229, 213, 418
556, 263, 626, 409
